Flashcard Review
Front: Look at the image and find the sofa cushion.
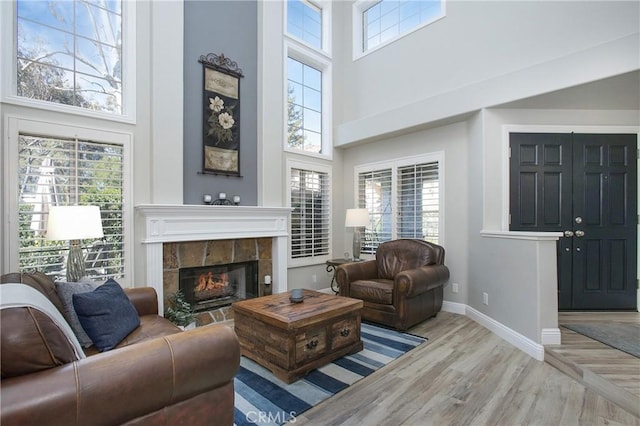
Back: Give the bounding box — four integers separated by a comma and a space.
73, 279, 140, 352
350, 279, 394, 304
55, 279, 102, 347
376, 239, 437, 279
1, 272, 66, 314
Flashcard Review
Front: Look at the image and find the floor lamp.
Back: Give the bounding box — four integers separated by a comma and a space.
345, 208, 369, 261
47, 205, 104, 282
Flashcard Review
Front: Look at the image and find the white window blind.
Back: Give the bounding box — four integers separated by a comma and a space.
397, 161, 439, 243
290, 168, 330, 259
358, 168, 393, 253
18, 133, 125, 281
357, 156, 441, 252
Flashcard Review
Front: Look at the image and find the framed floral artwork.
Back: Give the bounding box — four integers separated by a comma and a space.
199, 53, 244, 176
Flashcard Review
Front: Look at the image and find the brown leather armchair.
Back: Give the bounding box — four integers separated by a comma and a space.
0, 272, 240, 426
337, 239, 450, 331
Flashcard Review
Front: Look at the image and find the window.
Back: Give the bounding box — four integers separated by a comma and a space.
287, 0, 322, 50
353, 0, 445, 58
289, 161, 331, 264
8, 0, 134, 118
356, 153, 442, 253
16, 130, 127, 282
287, 57, 322, 154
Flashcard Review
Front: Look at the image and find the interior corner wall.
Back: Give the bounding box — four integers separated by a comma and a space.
183, 0, 258, 206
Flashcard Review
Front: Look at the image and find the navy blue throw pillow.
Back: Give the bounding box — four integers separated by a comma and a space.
73, 278, 140, 352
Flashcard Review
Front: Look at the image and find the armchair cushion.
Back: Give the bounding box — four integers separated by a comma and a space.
73, 279, 140, 352
55, 279, 102, 347
350, 279, 394, 304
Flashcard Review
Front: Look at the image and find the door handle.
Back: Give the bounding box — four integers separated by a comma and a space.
564, 230, 574, 237
575, 230, 585, 237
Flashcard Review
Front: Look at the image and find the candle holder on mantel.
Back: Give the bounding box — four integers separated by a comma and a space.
212, 192, 233, 205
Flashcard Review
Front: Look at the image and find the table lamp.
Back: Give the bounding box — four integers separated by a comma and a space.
345, 208, 369, 260
46, 205, 104, 282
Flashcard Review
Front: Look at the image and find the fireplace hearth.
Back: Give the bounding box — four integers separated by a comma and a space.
179, 261, 258, 312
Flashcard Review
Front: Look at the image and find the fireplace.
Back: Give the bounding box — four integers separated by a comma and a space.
179, 261, 258, 312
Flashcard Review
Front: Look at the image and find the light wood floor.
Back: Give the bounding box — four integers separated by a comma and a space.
294, 311, 640, 426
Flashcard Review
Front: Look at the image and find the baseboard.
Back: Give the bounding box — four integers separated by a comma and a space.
442, 301, 466, 315
541, 327, 561, 345
465, 306, 545, 361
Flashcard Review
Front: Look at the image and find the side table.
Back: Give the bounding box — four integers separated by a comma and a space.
326, 258, 358, 294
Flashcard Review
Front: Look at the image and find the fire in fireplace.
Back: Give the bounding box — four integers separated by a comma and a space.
179, 261, 258, 312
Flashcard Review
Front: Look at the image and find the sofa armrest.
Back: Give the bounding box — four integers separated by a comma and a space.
0, 324, 240, 426
124, 287, 159, 316
336, 260, 378, 296
395, 265, 450, 298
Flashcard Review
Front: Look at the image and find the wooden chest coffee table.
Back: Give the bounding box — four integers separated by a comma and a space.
232, 289, 363, 383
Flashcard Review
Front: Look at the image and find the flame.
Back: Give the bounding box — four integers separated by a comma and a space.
194, 271, 229, 292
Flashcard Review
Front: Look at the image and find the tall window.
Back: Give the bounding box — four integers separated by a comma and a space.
287, 57, 322, 154
18, 134, 125, 281
356, 154, 442, 253
353, 0, 445, 58
14, 0, 128, 115
289, 163, 331, 264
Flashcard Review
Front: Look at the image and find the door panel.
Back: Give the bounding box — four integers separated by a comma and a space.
571, 134, 637, 310
510, 132, 637, 311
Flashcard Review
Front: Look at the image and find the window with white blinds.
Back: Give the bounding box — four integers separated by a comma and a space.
290, 166, 330, 262
18, 133, 125, 281
356, 153, 442, 252
357, 168, 392, 254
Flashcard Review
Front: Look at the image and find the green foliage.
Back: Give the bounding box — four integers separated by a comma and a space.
287, 85, 304, 149
165, 290, 195, 327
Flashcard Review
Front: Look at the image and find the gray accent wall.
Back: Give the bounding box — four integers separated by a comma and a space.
183, 1, 258, 206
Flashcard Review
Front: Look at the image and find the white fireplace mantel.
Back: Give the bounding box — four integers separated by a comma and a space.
135, 204, 292, 312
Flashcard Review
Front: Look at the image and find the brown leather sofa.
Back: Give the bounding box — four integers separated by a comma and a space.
0, 272, 240, 426
337, 239, 450, 331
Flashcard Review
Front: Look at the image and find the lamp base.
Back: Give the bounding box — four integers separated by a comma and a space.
352, 229, 362, 261
66, 240, 86, 282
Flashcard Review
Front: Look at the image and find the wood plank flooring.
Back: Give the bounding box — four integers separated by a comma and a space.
293, 311, 640, 426
545, 312, 640, 418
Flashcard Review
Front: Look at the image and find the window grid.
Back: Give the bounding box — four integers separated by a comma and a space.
16, 0, 123, 114
18, 134, 125, 281
361, 0, 444, 53
357, 160, 440, 253
290, 167, 330, 259
287, 0, 322, 50
287, 57, 323, 154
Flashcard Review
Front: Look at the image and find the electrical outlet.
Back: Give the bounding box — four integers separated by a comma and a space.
312, 274, 317, 283
452, 283, 459, 293
483, 292, 489, 305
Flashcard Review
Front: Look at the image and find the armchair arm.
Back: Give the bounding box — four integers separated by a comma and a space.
0, 324, 240, 426
124, 287, 159, 316
336, 260, 378, 296
395, 264, 450, 298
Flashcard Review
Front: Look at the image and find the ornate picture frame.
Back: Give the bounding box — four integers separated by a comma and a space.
199, 53, 244, 176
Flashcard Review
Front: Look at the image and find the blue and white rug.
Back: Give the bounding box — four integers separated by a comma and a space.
233, 322, 426, 426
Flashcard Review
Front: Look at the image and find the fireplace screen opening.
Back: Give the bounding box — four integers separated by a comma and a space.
179, 261, 258, 312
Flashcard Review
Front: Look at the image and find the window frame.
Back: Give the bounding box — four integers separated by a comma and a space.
352, 0, 446, 60
354, 152, 445, 252
284, 0, 332, 57
3, 115, 134, 285
0, 0, 137, 124
283, 40, 332, 160
287, 158, 332, 267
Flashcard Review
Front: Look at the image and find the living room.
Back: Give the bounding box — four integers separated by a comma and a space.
1, 0, 639, 424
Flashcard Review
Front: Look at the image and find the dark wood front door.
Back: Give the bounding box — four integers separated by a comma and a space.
510, 132, 637, 310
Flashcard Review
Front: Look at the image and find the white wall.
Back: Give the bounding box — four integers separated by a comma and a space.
335, 1, 639, 146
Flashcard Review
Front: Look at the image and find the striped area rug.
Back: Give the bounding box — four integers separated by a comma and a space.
233, 322, 426, 426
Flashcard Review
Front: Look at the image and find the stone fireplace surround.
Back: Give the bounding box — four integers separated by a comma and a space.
135, 205, 291, 319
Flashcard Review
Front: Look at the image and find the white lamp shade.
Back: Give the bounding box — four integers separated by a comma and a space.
345, 208, 369, 227
46, 205, 104, 240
